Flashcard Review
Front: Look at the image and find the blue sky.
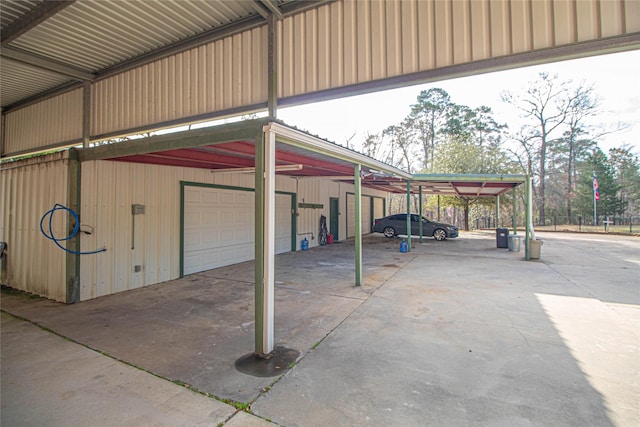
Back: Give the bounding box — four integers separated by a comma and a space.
278, 50, 640, 155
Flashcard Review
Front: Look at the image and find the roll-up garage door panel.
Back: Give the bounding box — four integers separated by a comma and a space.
346, 194, 372, 238
183, 186, 291, 274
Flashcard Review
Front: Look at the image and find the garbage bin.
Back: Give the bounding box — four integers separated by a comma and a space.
507, 235, 522, 252
496, 228, 509, 248
529, 239, 543, 259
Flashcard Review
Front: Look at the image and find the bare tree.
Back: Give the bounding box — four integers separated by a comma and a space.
502, 73, 572, 225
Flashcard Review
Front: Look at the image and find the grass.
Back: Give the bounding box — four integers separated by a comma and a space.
222, 398, 251, 412
533, 224, 638, 235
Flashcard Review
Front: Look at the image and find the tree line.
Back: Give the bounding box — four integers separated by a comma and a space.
358, 73, 640, 229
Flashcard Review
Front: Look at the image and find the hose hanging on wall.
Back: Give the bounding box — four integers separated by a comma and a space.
40, 204, 106, 255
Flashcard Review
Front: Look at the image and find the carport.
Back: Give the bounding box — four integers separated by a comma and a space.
16, 117, 531, 360
344, 172, 532, 257
78, 118, 412, 356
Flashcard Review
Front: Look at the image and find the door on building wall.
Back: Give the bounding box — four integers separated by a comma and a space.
329, 197, 339, 239
346, 194, 372, 238
182, 185, 293, 275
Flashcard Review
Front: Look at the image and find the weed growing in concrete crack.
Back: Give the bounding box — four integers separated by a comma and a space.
222, 398, 251, 412
172, 380, 191, 389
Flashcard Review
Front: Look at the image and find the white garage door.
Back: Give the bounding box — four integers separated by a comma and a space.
346, 194, 372, 238
183, 186, 292, 275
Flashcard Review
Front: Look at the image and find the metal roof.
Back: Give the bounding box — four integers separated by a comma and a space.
74, 119, 522, 196
0, 0, 326, 109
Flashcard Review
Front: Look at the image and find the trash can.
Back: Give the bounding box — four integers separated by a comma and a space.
496, 228, 509, 248
507, 235, 522, 252
529, 239, 543, 259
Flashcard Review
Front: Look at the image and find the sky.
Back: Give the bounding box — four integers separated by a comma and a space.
278, 50, 640, 156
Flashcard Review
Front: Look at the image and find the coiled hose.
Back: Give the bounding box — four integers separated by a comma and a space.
40, 204, 106, 255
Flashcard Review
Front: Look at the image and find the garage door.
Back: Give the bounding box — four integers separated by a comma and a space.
183, 185, 292, 275
346, 194, 372, 238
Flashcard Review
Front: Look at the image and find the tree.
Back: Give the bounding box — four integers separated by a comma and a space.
502, 73, 573, 225
575, 149, 624, 221
408, 88, 452, 171
554, 84, 599, 223
382, 120, 418, 173
431, 106, 516, 230
609, 146, 640, 217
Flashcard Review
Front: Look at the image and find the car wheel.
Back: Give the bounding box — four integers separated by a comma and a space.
383, 226, 396, 238
433, 228, 447, 241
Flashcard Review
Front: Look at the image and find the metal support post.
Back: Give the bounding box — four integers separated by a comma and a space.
267, 13, 277, 120
254, 129, 275, 355
66, 149, 81, 303
354, 164, 362, 286
419, 186, 423, 243
512, 188, 517, 234
525, 176, 532, 260
406, 181, 412, 252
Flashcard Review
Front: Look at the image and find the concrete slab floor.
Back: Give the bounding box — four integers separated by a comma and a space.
2, 232, 638, 426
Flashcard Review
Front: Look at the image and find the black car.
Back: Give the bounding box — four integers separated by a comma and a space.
372, 214, 459, 240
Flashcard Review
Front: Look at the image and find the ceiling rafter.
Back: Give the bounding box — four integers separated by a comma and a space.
249, 0, 284, 20
1, 0, 76, 46
1, 47, 95, 81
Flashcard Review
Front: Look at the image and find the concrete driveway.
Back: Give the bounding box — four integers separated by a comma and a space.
2, 231, 638, 426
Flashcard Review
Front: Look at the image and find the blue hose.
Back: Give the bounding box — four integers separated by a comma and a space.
40, 204, 106, 255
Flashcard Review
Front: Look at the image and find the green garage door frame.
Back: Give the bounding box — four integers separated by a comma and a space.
346, 192, 386, 237
180, 181, 296, 277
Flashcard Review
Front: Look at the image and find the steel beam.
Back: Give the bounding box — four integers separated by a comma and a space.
1, 1, 76, 46
77, 119, 267, 162
1, 47, 94, 81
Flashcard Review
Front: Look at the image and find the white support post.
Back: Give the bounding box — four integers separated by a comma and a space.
263, 128, 276, 353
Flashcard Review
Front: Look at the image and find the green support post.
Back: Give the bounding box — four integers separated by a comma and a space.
66, 149, 81, 304
354, 164, 362, 286
495, 195, 500, 228
406, 181, 412, 252
419, 186, 423, 243
525, 176, 531, 260
512, 188, 517, 235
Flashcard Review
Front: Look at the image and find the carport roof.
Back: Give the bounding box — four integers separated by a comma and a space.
76, 119, 524, 196
77, 119, 412, 184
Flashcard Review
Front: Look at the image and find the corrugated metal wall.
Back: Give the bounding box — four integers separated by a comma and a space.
0, 152, 69, 301
79, 161, 385, 300
3, 0, 638, 154
3, 89, 83, 154
278, 0, 639, 99
91, 27, 267, 138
